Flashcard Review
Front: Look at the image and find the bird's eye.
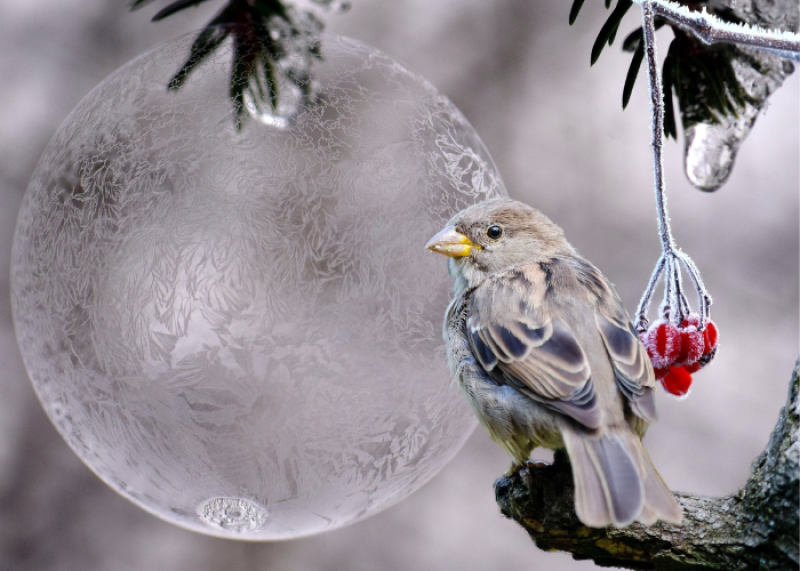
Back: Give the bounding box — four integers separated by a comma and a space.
486, 225, 503, 240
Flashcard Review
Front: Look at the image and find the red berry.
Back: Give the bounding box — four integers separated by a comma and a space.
702, 320, 719, 355
681, 313, 719, 356
661, 366, 692, 397
641, 321, 681, 369
681, 314, 700, 328
653, 367, 668, 380
678, 314, 719, 370
683, 361, 702, 374
675, 325, 704, 367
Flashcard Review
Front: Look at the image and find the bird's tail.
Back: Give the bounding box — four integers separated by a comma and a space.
560, 423, 682, 528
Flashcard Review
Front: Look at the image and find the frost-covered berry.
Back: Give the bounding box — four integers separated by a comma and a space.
675, 325, 704, 367
681, 314, 700, 328
683, 361, 702, 374
661, 366, 692, 397
702, 320, 719, 355
679, 314, 719, 369
641, 321, 682, 369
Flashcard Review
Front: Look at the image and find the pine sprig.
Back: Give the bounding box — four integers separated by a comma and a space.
167, 7, 233, 90
620, 19, 665, 109
132, 0, 335, 130
665, 32, 759, 132
571, 0, 772, 141
590, 0, 633, 65
569, 0, 586, 26
153, 0, 216, 21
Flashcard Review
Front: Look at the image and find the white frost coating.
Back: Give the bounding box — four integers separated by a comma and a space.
11, 32, 506, 540
631, 0, 800, 54
635, 1, 713, 331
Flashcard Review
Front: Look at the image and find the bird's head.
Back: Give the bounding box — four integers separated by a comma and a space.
426, 198, 574, 289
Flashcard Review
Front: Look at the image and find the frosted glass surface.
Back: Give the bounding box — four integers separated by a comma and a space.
11, 32, 506, 539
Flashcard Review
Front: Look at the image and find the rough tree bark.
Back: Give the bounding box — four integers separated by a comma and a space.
494, 360, 799, 570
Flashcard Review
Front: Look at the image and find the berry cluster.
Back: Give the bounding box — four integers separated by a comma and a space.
639, 314, 718, 397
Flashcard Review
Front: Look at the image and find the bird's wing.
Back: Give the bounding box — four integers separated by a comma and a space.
466, 268, 602, 429
595, 304, 658, 423
571, 257, 658, 424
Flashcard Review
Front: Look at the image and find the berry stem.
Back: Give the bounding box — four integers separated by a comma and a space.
641, 0, 674, 256
635, 0, 713, 331
677, 251, 712, 329
635, 254, 665, 332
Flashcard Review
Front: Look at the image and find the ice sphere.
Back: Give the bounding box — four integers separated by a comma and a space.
11, 32, 505, 539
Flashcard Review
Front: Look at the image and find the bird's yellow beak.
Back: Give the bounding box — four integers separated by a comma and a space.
425, 225, 479, 258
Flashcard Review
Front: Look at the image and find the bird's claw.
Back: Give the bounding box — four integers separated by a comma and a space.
504, 459, 551, 488
520, 466, 533, 489
527, 459, 551, 469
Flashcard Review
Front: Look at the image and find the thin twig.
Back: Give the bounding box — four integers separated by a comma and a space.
635, 254, 666, 332
677, 252, 712, 327
642, 0, 673, 256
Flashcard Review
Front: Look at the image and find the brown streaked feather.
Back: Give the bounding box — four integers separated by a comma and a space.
562, 422, 681, 527
595, 311, 653, 388
595, 309, 658, 423
640, 448, 684, 524
562, 428, 613, 527
467, 267, 602, 429
570, 258, 615, 303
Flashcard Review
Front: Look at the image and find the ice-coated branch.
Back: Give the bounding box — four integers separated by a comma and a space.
495, 361, 800, 571
630, 0, 800, 60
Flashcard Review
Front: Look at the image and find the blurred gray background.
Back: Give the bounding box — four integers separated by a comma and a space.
0, 1, 796, 570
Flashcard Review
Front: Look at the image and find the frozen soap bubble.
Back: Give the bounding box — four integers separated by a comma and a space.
11, 32, 506, 539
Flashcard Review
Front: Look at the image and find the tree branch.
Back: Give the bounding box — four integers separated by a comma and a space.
495, 360, 800, 570
632, 0, 800, 59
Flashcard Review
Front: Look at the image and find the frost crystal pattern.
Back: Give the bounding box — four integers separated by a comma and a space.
11, 33, 506, 539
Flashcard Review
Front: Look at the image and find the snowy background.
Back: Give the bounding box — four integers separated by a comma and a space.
0, 1, 797, 570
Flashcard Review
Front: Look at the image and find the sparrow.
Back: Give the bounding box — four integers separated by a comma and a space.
426, 198, 682, 528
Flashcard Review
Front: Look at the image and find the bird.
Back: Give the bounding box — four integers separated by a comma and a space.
425, 197, 682, 528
